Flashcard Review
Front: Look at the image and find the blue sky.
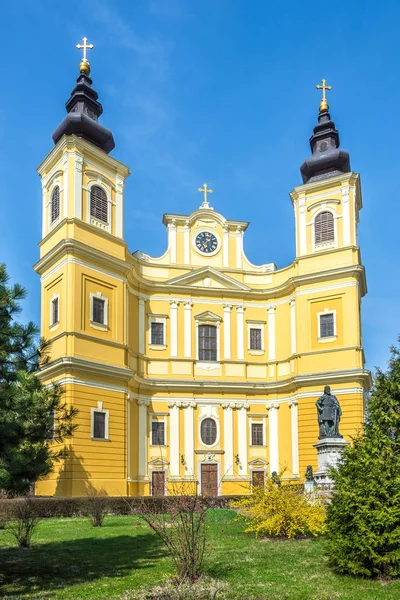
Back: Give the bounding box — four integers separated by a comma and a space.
0, 0, 399, 372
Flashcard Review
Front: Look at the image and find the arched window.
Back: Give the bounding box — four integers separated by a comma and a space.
198, 324, 217, 361
200, 418, 217, 446
50, 186, 60, 224
90, 186, 108, 223
315, 211, 334, 245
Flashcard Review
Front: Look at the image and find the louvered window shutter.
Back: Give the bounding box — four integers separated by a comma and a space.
315, 211, 334, 244
90, 186, 108, 223
51, 187, 60, 223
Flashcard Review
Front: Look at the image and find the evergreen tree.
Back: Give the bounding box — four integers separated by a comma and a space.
0, 264, 76, 496
326, 341, 400, 577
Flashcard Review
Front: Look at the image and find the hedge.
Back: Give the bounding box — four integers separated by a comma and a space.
0, 495, 245, 520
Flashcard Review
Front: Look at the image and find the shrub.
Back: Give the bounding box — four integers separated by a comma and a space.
231, 479, 326, 539
326, 342, 400, 578
6, 497, 41, 548
122, 576, 226, 600
82, 489, 109, 527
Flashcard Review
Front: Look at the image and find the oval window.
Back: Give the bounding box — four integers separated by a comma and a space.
200, 418, 217, 446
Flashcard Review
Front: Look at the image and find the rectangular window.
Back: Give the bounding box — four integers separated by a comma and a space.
249, 328, 262, 350
320, 313, 334, 338
151, 421, 165, 445
151, 322, 164, 346
93, 411, 106, 439
51, 297, 59, 325
251, 423, 264, 446
92, 297, 105, 325
199, 324, 217, 361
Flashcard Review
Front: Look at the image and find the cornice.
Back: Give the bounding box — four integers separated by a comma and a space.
37, 356, 134, 382
289, 172, 360, 202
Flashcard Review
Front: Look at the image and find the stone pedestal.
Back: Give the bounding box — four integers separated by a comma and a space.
313, 437, 349, 485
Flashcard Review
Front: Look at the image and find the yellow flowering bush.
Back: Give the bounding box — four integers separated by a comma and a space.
231, 479, 326, 540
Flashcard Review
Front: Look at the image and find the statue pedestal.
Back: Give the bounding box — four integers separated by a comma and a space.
313, 437, 349, 486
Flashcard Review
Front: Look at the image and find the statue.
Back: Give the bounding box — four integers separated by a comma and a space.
316, 385, 342, 438
305, 465, 314, 482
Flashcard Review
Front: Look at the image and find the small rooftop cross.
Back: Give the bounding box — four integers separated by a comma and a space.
198, 183, 213, 209
316, 78, 332, 113
76, 37, 94, 61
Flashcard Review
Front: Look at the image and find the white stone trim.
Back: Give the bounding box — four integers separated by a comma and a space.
91, 401, 109, 440
317, 308, 337, 341
288, 399, 299, 476
223, 403, 234, 476
223, 304, 232, 360
184, 402, 195, 476
249, 416, 266, 447
237, 404, 249, 475
149, 461, 168, 496
168, 220, 177, 263
184, 302, 193, 358
148, 313, 167, 347
115, 174, 124, 239
62, 154, 69, 224
87, 179, 112, 233
73, 153, 83, 220
247, 320, 265, 352
139, 298, 145, 354
267, 306, 276, 361
236, 305, 245, 360
312, 207, 338, 253
298, 197, 306, 256
137, 398, 150, 477
168, 401, 180, 476
170, 301, 179, 357
49, 292, 60, 329
90, 292, 108, 329
266, 402, 279, 473
199, 411, 220, 449
341, 185, 351, 246
290, 299, 296, 355
149, 413, 167, 447
183, 221, 190, 264
223, 227, 229, 267
235, 227, 243, 268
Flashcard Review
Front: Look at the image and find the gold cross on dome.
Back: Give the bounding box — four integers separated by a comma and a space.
316, 78, 332, 112
198, 183, 213, 206
76, 37, 94, 61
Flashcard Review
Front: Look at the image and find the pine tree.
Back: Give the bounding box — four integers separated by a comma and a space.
0, 263, 76, 496
326, 342, 400, 577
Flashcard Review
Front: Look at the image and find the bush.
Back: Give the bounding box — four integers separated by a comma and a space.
82, 489, 109, 527
326, 343, 400, 578
231, 479, 326, 539
5, 497, 41, 548
123, 577, 226, 600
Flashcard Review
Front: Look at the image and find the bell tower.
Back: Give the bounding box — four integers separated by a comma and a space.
34, 40, 131, 496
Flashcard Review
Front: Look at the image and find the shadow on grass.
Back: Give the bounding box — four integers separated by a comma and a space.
0, 533, 165, 596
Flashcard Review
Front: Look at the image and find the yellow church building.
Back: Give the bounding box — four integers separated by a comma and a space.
34, 42, 370, 497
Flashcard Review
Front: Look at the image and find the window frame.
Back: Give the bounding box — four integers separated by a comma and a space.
199, 416, 219, 447
49, 293, 60, 329
50, 185, 61, 226
87, 181, 112, 233
247, 321, 265, 353
251, 422, 264, 446
312, 209, 337, 252
148, 314, 167, 349
198, 324, 218, 362
317, 309, 337, 342
91, 402, 109, 441
90, 292, 109, 330
150, 418, 166, 446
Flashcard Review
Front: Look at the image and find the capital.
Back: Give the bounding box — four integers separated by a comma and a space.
266, 401, 280, 411
223, 402, 236, 410
288, 399, 298, 408
137, 397, 150, 407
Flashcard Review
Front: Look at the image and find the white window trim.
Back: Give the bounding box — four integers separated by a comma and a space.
195, 319, 221, 363
311, 208, 338, 253
247, 321, 265, 353
249, 418, 266, 447
148, 314, 167, 349
48, 181, 63, 230
91, 401, 109, 441
87, 180, 112, 233
198, 414, 220, 449
90, 291, 109, 331
49, 293, 60, 331
150, 415, 167, 447
317, 308, 337, 342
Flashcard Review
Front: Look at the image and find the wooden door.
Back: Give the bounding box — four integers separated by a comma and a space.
252, 470, 265, 488
201, 464, 218, 496
151, 471, 165, 496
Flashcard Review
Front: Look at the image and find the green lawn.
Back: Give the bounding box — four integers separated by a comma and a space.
0, 510, 399, 599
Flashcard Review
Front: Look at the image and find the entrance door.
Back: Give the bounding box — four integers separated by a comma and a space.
252, 470, 265, 488
151, 471, 165, 496
201, 464, 218, 496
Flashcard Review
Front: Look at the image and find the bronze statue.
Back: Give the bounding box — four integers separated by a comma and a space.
316, 385, 342, 438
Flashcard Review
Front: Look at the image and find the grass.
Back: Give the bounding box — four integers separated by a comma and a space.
0, 510, 399, 599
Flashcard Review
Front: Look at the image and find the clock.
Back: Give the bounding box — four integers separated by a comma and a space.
195, 231, 219, 254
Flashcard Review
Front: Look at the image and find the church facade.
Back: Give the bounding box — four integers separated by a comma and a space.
34, 45, 370, 497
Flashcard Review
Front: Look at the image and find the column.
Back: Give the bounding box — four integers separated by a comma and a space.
168, 220, 177, 263
223, 403, 234, 476
74, 153, 83, 220
290, 299, 296, 355
127, 394, 131, 480
342, 185, 351, 246
170, 301, 179, 357
41, 183, 47, 238
184, 302, 193, 358
236, 305, 245, 360
62, 152, 69, 219
298, 197, 306, 256
138, 297, 145, 354
223, 304, 232, 360
288, 399, 299, 476
183, 401, 196, 476
267, 305, 276, 361
168, 401, 180, 477
137, 398, 150, 477
115, 174, 124, 238
237, 403, 248, 475
266, 402, 280, 474
236, 227, 243, 268
183, 221, 190, 264
223, 226, 229, 267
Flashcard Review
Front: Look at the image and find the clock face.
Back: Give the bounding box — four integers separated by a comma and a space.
195, 231, 219, 254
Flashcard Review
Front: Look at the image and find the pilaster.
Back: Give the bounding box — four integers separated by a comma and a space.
266, 401, 280, 473
288, 399, 299, 476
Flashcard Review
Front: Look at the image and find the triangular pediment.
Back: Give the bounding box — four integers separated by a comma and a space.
166, 267, 250, 291
148, 458, 169, 467
194, 310, 222, 322
249, 458, 269, 467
